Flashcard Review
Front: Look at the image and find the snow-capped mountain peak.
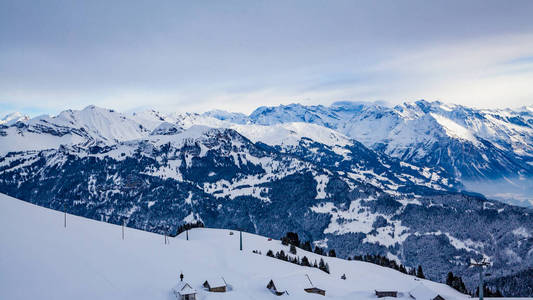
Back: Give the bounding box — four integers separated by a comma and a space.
0, 111, 30, 125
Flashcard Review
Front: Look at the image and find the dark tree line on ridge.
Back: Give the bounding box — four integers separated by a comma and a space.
169, 220, 205, 237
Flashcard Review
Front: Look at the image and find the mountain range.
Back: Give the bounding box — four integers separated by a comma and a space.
0, 101, 532, 295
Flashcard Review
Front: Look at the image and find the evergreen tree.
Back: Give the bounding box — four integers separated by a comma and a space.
416, 265, 425, 279
290, 244, 297, 255
266, 249, 274, 257
399, 264, 407, 274
446, 272, 454, 286
328, 249, 336, 257
318, 258, 329, 273
302, 241, 312, 252
314, 246, 324, 255
301, 256, 311, 267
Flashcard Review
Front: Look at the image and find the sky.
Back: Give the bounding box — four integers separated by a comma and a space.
1, 0, 533, 117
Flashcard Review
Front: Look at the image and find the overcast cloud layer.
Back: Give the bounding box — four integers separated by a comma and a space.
1, 0, 533, 117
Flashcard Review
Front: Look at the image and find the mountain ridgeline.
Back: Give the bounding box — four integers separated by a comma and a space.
0, 102, 532, 296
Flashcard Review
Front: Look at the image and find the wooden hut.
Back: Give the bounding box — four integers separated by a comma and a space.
303, 275, 326, 296
375, 290, 398, 298
267, 279, 289, 296
173, 281, 197, 300
409, 284, 446, 300
203, 277, 227, 292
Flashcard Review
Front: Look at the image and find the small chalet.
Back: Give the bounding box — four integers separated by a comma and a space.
409, 284, 446, 300
376, 290, 398, 298
303, 275, 326, 296
203, 277, 227, 292
267, 279, 289, 296
173, 281, 197, 300
173, 273, 197, 300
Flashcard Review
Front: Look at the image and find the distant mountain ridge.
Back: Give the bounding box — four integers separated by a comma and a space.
232, 100, 533, 181
203, 100, 533, 207
0, 103, 532, 296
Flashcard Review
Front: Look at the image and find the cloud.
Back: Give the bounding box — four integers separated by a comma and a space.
1, 1, 533, 116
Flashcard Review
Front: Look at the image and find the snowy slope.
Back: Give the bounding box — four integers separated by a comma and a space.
0, 192, 469, 300
230, 122, 352, 147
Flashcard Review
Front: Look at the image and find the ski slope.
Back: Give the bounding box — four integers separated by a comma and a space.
0, 193, 469, 300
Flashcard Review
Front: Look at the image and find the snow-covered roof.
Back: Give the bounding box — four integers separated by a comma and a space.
173, 281, 196, 296
204, 277, 226, 288
409, 283, 441, 300
268, 278, 290, 293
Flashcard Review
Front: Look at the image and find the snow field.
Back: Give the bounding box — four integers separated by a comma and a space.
0, 193, 469, 300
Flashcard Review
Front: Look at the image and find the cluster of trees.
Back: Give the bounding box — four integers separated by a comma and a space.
280, 232, 337, 257
474, 285, 503, 297
266, 249, 330, 273
350, 254, 421, 277
445, 272, 468, 294
275, 231, 510, 297
170, 220, 205, 237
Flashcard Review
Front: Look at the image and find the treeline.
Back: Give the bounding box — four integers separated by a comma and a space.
170, 220, 205, 237
265, 230, 506, 297
445, 272, 468, 294
486, 267, 533, 297
350, 254, 416, 277
474, 284, 503, 297
280, 232, 337, 257
265, 249, 330, 274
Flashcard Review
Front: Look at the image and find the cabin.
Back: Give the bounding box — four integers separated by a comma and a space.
304, 287, 326, 296
303, 275, 326, 296
173, 281, 197, 300
203, 277, 227, 292
409, 283, 446, 300
267, 279, 289, 296
376, 290, 398, 298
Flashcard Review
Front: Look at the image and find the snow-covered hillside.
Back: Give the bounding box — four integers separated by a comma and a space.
0, 193, 469, 300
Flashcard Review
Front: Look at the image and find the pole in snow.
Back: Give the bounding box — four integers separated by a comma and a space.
186, 229, 189, 241
240, 230, 243, 251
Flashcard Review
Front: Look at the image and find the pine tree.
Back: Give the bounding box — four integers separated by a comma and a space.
446, 272, 454, 286
318, 258, 329, 273
399, 264, 407, 274
266, 250, 274, 257
290, 244, 297, 255
314, 246, 324, 255
301, 256, 311, 267
302, 241, 312, 252
328, 249, 336, 257
416, 265, 425, 279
